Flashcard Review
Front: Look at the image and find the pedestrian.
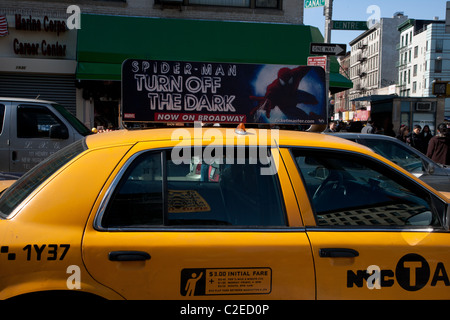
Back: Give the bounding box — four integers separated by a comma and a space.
361, 119, 376, 134
420, 125, 433, 152
324, 121, 338, 132
410, 124, 425, 153
397, 125, 411, 145
384, 123, 396, 137
426, 123, 450, 165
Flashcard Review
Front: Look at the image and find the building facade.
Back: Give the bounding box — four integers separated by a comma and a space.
332, 52, 351, 121
0, 6, 78, 114
348, 13, 408, 119
398, 18, 450, 127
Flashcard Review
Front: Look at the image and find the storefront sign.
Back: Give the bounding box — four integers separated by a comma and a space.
122, 59, 326, 125
15, 14, 67, 36
0, 13, 74, 60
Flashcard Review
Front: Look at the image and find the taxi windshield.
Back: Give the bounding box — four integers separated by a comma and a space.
0, 139, 87, 219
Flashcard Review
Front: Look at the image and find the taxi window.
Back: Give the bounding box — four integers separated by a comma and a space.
100, 147, 286, 229
293, 149, 441, 228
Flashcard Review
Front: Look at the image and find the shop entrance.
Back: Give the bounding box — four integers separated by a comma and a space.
94, 100, 119, 131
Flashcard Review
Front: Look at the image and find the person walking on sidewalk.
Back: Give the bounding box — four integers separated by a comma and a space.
426, 123, 450, 165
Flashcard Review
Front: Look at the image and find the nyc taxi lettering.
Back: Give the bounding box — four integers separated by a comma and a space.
347, 254, 449, 291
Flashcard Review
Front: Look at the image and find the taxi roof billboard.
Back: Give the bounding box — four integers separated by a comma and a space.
122, 59, 326, 125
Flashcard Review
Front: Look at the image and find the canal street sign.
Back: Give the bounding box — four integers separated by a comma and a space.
310, 43, 347, 56
332, 20, 369, 31
304, 0, 325, 8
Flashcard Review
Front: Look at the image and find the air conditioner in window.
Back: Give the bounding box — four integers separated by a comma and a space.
416, 102, 432, 111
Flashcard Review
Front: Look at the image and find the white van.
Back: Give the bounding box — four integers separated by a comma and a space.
0, 97, 92, 175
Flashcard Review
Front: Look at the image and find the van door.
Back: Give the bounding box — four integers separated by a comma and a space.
10, 103, 72, 173
0, 102, 10, 172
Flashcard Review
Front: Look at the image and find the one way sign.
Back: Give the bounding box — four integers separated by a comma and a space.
310, 43, 347, 56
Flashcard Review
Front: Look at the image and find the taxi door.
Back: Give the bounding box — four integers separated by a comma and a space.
282, 148, 450, 300
82, 144, 316, 300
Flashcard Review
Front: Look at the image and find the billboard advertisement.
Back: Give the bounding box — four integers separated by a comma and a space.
122, 59, 326, 125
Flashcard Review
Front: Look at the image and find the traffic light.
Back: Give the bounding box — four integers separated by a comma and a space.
432, 81, 450, 97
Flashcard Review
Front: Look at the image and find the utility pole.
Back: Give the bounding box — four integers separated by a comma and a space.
324, 0, 333, 121
308, 0, 334, 132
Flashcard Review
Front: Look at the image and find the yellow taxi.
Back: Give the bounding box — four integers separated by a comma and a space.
0, 126, 448, 300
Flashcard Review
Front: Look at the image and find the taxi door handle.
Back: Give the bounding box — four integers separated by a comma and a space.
319, 248, 359, 258
108, 251, 151, 261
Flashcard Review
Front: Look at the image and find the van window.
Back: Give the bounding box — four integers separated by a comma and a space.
101, 148, 286, 229
17, 105, 68, 139
52, 104, 92, 136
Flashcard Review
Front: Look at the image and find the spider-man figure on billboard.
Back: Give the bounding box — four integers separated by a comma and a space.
249, 65, 324, 123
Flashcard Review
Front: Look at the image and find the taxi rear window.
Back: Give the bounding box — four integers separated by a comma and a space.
0, 139, 87, 218
100, 147, 286, 229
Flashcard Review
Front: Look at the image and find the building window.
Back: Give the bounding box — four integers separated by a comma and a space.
413, 64, 418, 77
435, 59, 443, 73
436, 39, 444, 53
414, 46, 419, 58
255, 0, 279, 8
158, 0, 280, 8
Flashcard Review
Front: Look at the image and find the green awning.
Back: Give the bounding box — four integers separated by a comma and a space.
76, 14, 352, 92
329, 73, 353, 93
76, 62, 121, 81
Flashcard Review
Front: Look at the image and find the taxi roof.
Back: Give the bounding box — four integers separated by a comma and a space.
85, 127, 373, 155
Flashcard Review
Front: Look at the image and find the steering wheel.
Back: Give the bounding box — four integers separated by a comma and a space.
312, 170, 346, 201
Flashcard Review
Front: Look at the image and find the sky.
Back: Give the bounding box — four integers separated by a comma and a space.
303, 0, 449, 48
